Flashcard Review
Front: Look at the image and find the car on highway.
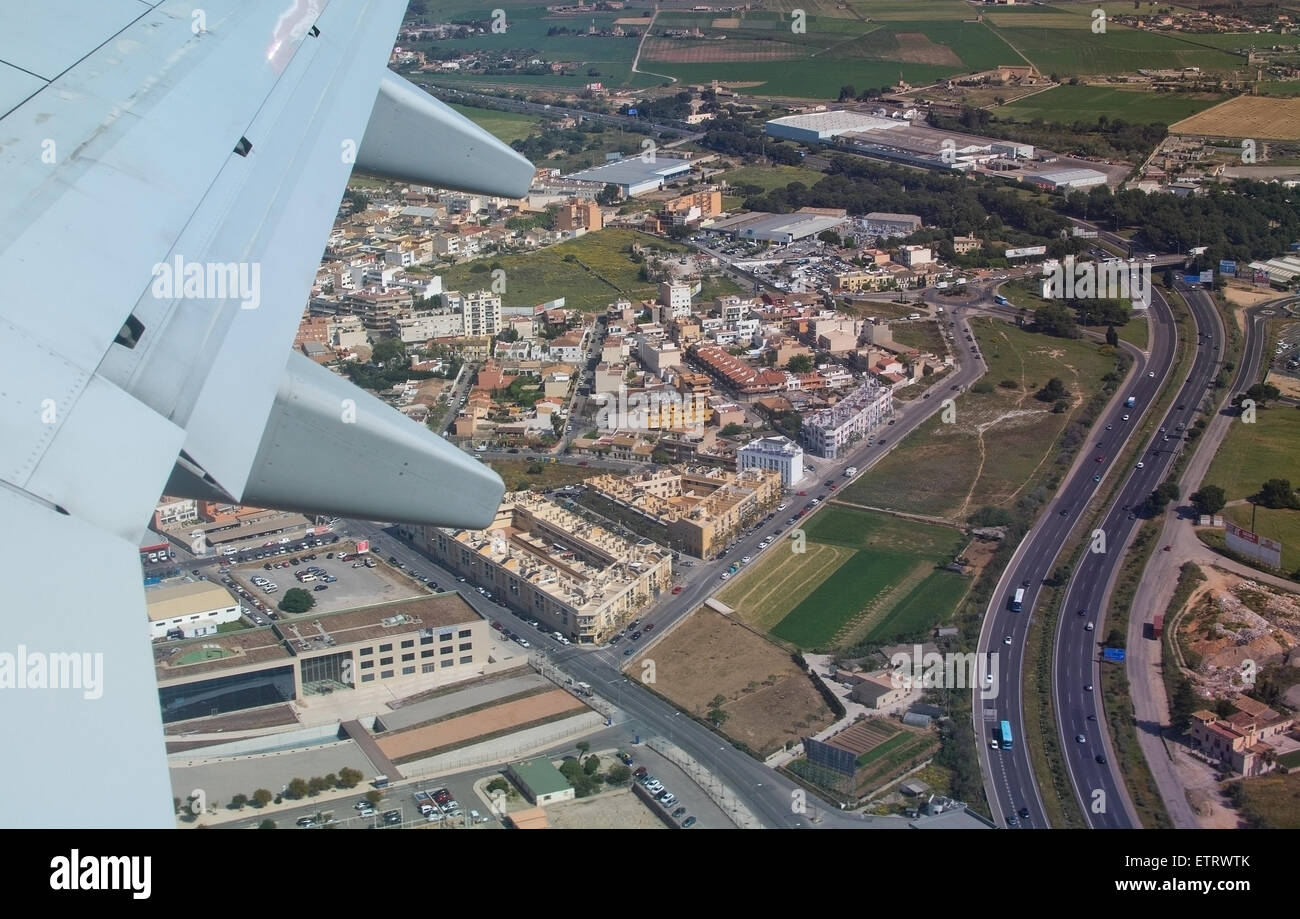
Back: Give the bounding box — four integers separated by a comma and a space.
1105, 424, 1112, 430
1148, 371, 1155, 377
1085, 622, 1095, 631
989, 738, 1000, 750
1122, 414, 1130, 421
1018, 806, 1031, 820
1093, 474, 1101, 482
1096, 754, 1107, 764
1008, 814, 1018, 827
1095, 455, 1105, 462
1085, 683, 1094, 692
1003, 634, 1013, 645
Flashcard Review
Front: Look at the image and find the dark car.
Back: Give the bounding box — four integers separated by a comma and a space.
1095, 754, 1107, 765
630, 631, 642, 640
313, 584, 328, 592
682, 816, 696, 828
643, 623, 655, 633
633, 767, 648, 778
1018, 807, 1030, 821
623, 647, 636, 656
672, 806, 687, 818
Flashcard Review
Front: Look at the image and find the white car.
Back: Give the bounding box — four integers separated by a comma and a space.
1148, 371, 1155, 377
741, 556, 751, 565
1136, 461, 1144, 469
990, 739, 1000, 750
720, 572, 731, 580
1122, 414, 1130, 421
1085, 622, 1095, 631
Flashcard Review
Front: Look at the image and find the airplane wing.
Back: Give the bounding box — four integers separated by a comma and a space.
0, 0, 533, 827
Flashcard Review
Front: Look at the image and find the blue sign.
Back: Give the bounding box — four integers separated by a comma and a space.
627, 108, 638, 116
1183, 274, 1200, 284
1102, 647, 1126, 662
1219, 259, 1237, 276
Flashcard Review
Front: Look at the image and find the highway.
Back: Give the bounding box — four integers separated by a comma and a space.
1051, 282, 1223, 828
973, 283, 1182, 829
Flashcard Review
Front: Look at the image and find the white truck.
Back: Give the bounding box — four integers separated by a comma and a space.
844, 466, 857, 477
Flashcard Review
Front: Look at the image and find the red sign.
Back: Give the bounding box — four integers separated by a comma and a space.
355, 539, 370, 554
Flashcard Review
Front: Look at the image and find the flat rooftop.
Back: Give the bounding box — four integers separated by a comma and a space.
565, 156, 692, 187
145, 580, 238, 622
154, 592, 484, 683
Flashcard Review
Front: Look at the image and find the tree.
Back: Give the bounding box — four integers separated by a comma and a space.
252, 788, 274, 808
596, 183, 621, 206
286, 778, 309, 799
837, 84, 857, 102
1047, 564, 1071, 586
576, 741, 590, 756
817, 230, 842, 246
307, 776, 328, 796
1105, 324, 1119, 347
708, 707, 729, 725
258, 819, 277, 829
1163, 268, 1175, 290
1189, 485, 1226, 516
371, 337, 407, 368
229, 793, 249, 809
762, 349, 778, 367
606, 764, 632, 784
1251, 478, 1300, 510
583, 754, 601, 776
486, 777, 510, 795
278, 588, 315, 614
720, 423, 746, 436
338, 767, 363, 789
1035, 377, 1069, 402
787, 354, 813, 373
1244, 382, 1281, 407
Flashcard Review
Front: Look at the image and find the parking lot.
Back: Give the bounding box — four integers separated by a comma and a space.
222, 545, 427, 623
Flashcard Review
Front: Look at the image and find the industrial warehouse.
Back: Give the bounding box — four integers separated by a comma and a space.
765, 109, 1112, 190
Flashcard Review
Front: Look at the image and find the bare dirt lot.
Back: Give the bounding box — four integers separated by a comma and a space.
632, 608, 835, 756
545, 788, 666, 829
1171, 96, 1300, 141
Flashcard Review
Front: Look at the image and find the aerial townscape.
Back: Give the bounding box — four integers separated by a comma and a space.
6, 0, 1300, 863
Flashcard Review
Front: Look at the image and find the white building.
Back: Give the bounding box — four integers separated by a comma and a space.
659, 281, 694, 317
456, 290, 502, 337
896, 245, 933, 267
146, 581, 242, 640
802, 380, 893, 458
738, 436, 805, 487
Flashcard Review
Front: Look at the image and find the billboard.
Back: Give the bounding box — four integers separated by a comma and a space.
1254, 268, 1270, 286
355, 538, 370, 554
1199, 270, 1214, 284
1225, 521, 1283, 569
1005, 246, 1047, 259
1219, 259, 1237, 276
1072, 227, 1099, 238
1184, 274, 1201, 284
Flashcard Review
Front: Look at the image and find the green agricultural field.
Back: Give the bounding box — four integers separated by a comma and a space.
438, 229, 685, 312
722, 165, 827, 193
999, 85, 1228, 125
1235, 770, 1300, 828
841, 317, 1118, 519
763, 507, 968, 648
1202, 403, 1300, 503
719, 542, 858, 632
990, 24, 1245, 76
446, 103, 543, 145
1258, 82, 1300, 98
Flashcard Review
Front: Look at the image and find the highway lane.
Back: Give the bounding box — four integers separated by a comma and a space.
974, 286, 1179, 829
1055, 284, 1234, 827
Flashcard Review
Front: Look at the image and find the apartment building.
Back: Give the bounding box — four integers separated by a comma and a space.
585, 466, 782, 558
738, 435, 806, 488
801, 379, 893, 458
556, 198, 603, 232
420, 492, 672, 643
454, 289, 503, 338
